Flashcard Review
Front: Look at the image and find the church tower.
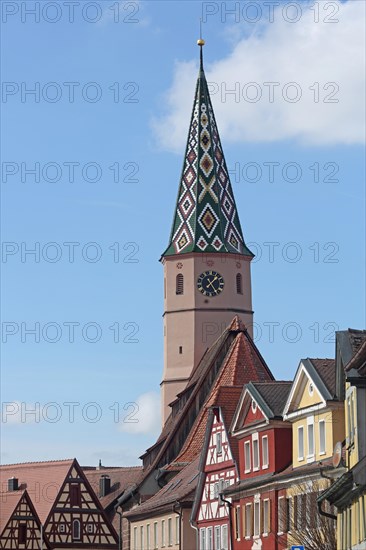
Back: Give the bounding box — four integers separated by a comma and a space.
160, 40, 254, 423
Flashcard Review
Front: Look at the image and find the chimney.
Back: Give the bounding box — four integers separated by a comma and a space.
8, 477, 19, 492
99, 475, 111, 497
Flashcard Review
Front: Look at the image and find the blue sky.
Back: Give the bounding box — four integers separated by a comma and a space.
1, 0, 365, 466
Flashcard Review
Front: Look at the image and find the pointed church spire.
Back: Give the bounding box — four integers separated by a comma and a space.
163, 40, 253, 257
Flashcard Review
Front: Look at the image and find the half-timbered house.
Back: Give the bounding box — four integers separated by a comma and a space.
0, 459, 118, 549
192, 387, 242, 550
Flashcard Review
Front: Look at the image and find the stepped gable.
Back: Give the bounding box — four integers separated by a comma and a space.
83, 465, 144, 510
124, 457, 200, 520
0, 459, 74, 524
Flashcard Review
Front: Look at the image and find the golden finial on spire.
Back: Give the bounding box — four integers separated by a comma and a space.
197, 38, 205, 47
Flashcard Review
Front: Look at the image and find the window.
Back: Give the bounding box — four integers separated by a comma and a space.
278, 497, 288, 534
168, 518, 172, 546
213, 482, 219, 499
297, 494, 306, 530
18, 523, 27, 544
214, 526, 220, 549
252, 435, 259, 470
245, 503, 252, 538
262, 436, 269, 468
307, 419, 314, 458
70, 484, 81, 507
216, 432, 222, 454
254, 501, 260, 537
221, 524, 228, 550
147, 524, 151, 550
140, 526, 144, 550
153, 522, 158, 549
251, 400, 257, 413
244, 441, 251, 473
263, 499, 270, 535
235, 506, 241, 540
199, 527, 206, 550
59, 525, 65, 533
161, 520, 165, 547
176, 274, 184, 295
175, 516, 179, 545
73, 520, 81, 541
179, 346, 183, 354
87, 524, 94, 534
347, 390, 355, 446
133, 527, 137, 550
236, 273, 243, 294
298, 426, 304, 460
218, 479, 225, 504
319, 420, 326, 454
206, 527, 213, 550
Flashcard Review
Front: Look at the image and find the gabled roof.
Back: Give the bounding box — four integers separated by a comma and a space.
162, 44, 252, 257
166, 331, 273, 466
231, 381, 291, 434
0, 459, 74, 524
124, 457, 201, 519
83, 466, 144, 510
283, 358, 337, 418
0, 490, 24, 534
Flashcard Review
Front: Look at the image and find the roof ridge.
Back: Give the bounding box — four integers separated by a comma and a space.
0, 458, 74, 468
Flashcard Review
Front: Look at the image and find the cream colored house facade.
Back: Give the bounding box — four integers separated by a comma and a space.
129, 509, 196, 550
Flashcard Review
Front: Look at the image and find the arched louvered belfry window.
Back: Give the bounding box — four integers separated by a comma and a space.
73, 520, 81, 540
236, 273, 243, 295
176, 274, 184, 295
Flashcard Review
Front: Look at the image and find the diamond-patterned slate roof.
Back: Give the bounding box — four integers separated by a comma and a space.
163, 48, 253, 257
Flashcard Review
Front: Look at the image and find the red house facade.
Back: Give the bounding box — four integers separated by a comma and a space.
227, 381, 292, 550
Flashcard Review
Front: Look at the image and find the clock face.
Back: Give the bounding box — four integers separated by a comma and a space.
197, 270, 225, 297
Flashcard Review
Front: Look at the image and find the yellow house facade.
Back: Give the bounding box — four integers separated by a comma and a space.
318, 334, 366, 550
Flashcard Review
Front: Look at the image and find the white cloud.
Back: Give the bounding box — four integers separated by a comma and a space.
118, 392, 161, 435
152, 1, 365, 152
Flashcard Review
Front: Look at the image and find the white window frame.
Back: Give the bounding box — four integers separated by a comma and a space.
307, 416, 315, 460
206, 526, 213, 550
72, 520, 81, 541
244, 440, 251, 473
245, 503, 252, 539
133, 526, 137, 550
253, 500, 260, 538
214, 526, 220, 550
298, 425, 304, 461
252, 433, 259, 471
235, 505, 241, 540
319, 419, 326, 455
140, 526, 144, 550
262, 435, 269, 469
262, 499, 270, 536
153, 522, 158, 550
175, 516, 179, 545
168, 517, 172, 547
216, 431, 222, 455
161, 520, 165, 547
221, 524, 228, 550
199, 527, 206, 550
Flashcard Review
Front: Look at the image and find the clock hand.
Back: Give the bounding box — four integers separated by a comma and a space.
207, 276, 218, 290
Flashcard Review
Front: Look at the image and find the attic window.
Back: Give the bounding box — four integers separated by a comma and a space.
73, 520, 81, 540
18, 524, 27, 544
308, 383, 314, 396
251, 400, 257, 413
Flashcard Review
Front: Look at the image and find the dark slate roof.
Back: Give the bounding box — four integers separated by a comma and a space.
124, 457, 200, 519
336, 329, 366, 367
162, 45, 252, 257
308, 358, 336, 396
250, 381, 292, 418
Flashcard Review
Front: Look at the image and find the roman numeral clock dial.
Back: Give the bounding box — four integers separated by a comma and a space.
197, 271, 225, 297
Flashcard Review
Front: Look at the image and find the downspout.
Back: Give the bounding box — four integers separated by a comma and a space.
220, 495, 233, 550
115, 506, 123, 550
319, 470, 337, 520
173, 501, 183, 550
